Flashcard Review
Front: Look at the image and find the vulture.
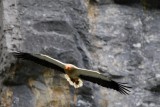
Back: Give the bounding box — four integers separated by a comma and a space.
11, 52, 131, 94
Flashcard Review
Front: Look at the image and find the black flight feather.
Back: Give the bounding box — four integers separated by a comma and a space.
12, 52, 65, 73
79, 75, 131, 94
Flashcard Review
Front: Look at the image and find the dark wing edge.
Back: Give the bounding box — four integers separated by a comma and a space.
11, 51, 65, 73
79, 75, 131, 95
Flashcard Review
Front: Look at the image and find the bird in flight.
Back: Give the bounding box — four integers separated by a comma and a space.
11, 52, 131, 94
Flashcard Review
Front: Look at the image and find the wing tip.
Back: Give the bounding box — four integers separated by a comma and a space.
117, 82, 132, 95
11, 51, 30, 58
11, 51, 22, 55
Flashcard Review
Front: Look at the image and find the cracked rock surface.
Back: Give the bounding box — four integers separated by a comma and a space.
0, 0, 160, 107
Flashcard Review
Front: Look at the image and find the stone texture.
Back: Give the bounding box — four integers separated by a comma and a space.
0, 0, 160, 107
87, 2, 160, 107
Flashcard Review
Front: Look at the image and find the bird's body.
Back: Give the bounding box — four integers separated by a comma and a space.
65, 64, 78, 76
64, 64, 83, 88
10, 52, 131, 94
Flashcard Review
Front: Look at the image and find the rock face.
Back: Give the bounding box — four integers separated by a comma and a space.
0, 0, 160, 107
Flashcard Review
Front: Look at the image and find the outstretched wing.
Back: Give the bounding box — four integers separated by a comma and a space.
12, 52, 66, 73
76, 68, 131, 94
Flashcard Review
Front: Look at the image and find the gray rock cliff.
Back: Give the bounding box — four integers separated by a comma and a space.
0, 0, 160, 107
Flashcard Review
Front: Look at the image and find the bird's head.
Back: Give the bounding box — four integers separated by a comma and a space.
65, 64, 77, 71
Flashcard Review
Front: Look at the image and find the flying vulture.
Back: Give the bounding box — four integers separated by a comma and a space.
11, 52, 131, 94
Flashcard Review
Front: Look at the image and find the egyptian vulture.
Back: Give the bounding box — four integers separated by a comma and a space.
11, 52, 131, 94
